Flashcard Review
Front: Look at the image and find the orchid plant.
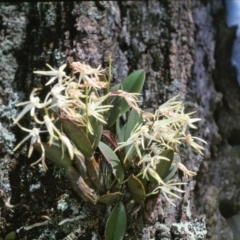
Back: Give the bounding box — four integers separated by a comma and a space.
13, 60, 206, 239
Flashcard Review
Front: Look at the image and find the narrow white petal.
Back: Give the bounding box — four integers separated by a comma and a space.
13, 104, 32, 124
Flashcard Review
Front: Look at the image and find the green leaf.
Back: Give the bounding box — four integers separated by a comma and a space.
4, 232, 16, 240
116, 109, 143, 162
87, 116, 103, 151
155, 149, 174, 179
116, 118, 126, 143
125, 200, 136, 215
163, 164, 178, 182
162, 153, 180, 182
120, 70, 145, 115
147, 167, 165, 185
107, 96, 122, 128
173, 152, 181, 162
60, 118, 93, 158
110, 83, 122, 92
124, 109, 143, 142
98, 141, 124, 182
33, 142, 72, 169
105, 202, 127, 240
97, 192, 122, 205
127, 174, 146, 204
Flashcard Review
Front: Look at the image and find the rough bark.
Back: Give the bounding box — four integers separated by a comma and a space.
0, 1, 238, 239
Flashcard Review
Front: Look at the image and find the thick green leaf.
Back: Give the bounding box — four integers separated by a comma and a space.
97, 192, 122, 205
125, 200, 136, 215
163, 165, 178, 182
107, 96, 122, 128
173, 152, 181, 162
147, 167, 165, 185
124, 109, 143, 141
162, 153, 180, 182
156, 149, 174, 179
120, 70, 145, 115
128, 174, 146, 204
116, 109, 143, 163
4, 232, 16, 240
116, 118, 126, 143
60, 118, 93, 157
101, 130, 118, 149
33, 142, 72, 169
105, 202, 127, 240
110, 83, 122, 92
87, 116, 103, 151
98, 141, 124, 182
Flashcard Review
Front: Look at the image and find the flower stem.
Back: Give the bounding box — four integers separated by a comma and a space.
85, 86, 89, 136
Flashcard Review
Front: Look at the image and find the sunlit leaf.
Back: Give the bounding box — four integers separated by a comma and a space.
105, 202, 127, 240
120, 70, 145, 115
110, 83, 122, 92
107, 96, 122, 128
97, 192, 122, 205
98, 141, 124, 182
128, 174, 146, 204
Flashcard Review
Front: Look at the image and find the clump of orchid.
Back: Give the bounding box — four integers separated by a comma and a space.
13, 59, 206, 239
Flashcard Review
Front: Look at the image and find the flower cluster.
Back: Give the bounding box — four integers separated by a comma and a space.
13, 61, 206, 207
13, 62, 113, 169
116, 95, 206, 177
114, 96, 206, 205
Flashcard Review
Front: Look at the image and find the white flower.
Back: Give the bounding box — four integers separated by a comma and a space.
34, 63, 68, 85
71, 62, 106, 89
83, 92, 112, 133
13, 119, 49, 170
59, 134, 74, 160
181, 134, 207, 155
152, 181, 186, 206
42, 115, 61, 145
166, 107, 201, 133
65, 81, 86, 99
155, 95, 182, 119
174, 162, 196, 177
110, 90, 142, 115
138, 153, 170, 170
13, 122, 46, 159
115, 123, 143, 162
13, 88, 52, 124
44, 83, 67, 104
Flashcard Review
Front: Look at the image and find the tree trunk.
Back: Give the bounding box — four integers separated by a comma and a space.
0, 1, 237, 239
